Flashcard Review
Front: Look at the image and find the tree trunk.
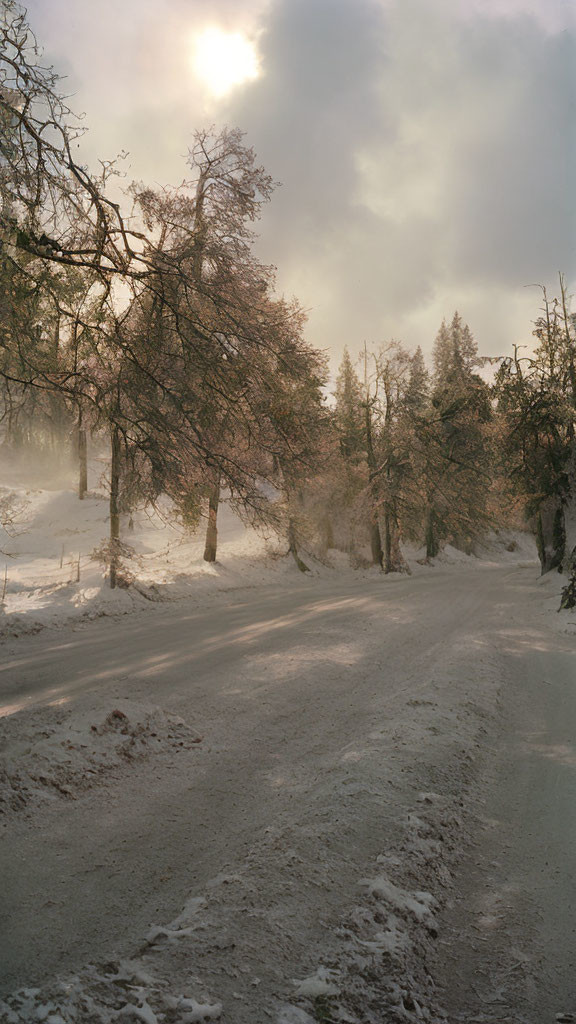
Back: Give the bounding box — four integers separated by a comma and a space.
109, 426, 121, 589
365, 401, 383, 569
425, 506, 439, 559
369, 518, 384, 568
383, 508, 408, 573
391, 527, 410, 573
383, 508, 392, 573
5, 381, 15, 447
203, 476, 221, 562
288, 519, 310, 573
535, 495, 565, 574
562, 441, 576, 573
78, 407, 88, 500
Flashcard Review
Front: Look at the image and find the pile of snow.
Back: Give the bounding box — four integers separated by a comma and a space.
359, 874, 437, 924
537, 569, 576, 636
0, 699, 201, 815
474, 528, 539, 563
281, 800, 464, 1024
292, 967, 340, 999
274, 635, 509, 1024
0, 959, 222, 1024
398, 529, 537, 576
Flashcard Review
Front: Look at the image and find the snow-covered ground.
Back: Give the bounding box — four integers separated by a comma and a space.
3, 549, 575, 1022
0, 449, 542, 642
0, 452, 286, 640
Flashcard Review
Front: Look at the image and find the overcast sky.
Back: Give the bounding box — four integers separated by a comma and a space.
27, 0, 576, 368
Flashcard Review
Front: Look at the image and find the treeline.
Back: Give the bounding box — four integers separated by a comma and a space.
296, 292, 576, 606
1, 2, 575, 603
315, 314, 493, 572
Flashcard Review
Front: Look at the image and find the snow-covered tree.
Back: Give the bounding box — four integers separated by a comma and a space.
414, 315, 492, 558
496, 277, 576, 576
334, 348, 364, 463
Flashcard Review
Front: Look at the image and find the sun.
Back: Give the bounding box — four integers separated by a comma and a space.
192, 27, 260, 98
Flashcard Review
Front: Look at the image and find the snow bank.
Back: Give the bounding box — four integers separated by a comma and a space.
276, 642, 508, 1024
502, 557, 576, 637
0, 699, 201, 815
0, 961, 222, 1024
423, 529, 538, 569
278, 798, 470, 1024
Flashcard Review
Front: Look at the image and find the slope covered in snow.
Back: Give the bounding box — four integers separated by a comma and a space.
0, 451, 284, 639
0, 450, 542, 642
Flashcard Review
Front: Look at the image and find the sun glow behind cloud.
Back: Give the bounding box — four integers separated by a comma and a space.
27, 0, 576, 362
192, 27, 260, 98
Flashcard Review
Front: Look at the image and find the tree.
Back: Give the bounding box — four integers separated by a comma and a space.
0, 7, 330, 585
432, 319, 453, 381
495, 278, 576, 574
415, 315, 491, 558
370, 343, 413, 573
404, 346, 429, 416
179, 128, 275, 562
334, 348, 364, 462
361, 345, 384, 568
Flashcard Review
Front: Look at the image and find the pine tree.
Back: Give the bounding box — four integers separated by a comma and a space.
432, 312, 479, 388
460, 321, 478, 373
417, 315, 492, 558
432, 320, 453, 381
404, 346, 430, 415
372, 343, 412, 572
334, 348, 364, 462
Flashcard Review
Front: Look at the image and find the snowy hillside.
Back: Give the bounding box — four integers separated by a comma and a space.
0, 452, 288, 639
0, 455, 540, 642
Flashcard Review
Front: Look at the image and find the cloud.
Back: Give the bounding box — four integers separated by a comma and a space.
26, 0, 576, 363
222, 0, 576, 357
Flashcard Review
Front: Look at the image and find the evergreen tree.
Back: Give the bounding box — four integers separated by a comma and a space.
417, 315, 492, 557
460, 321, 478, 373
432, 312, 479, 388
334, 348, 364, 462
404, 346, 430, 415
432, 320, 453, 381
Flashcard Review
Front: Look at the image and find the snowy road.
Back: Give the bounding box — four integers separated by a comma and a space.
438, 585, 576, 1021
1, 562, 575, 1022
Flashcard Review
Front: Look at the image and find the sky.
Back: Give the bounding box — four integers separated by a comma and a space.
26, 0, 576, 369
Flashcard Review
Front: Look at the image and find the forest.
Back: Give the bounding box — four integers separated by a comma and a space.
2, 2, 575, 610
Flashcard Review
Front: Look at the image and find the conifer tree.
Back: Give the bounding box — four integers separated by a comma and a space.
432, 320, 453, 381
404, 346, 430, 415
334, 348, 364, 462
416, 315, 491, 557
